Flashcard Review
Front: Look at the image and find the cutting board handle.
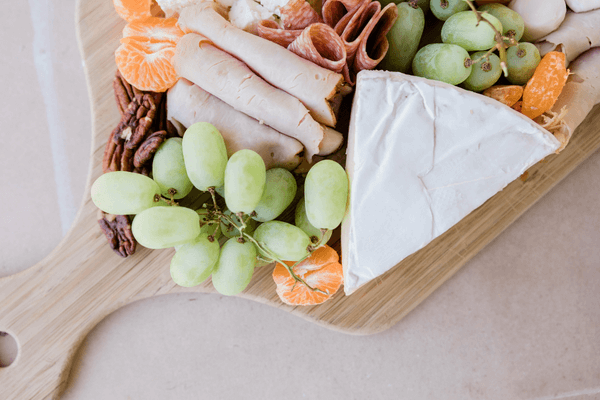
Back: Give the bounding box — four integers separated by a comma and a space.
0, 207, 186, 399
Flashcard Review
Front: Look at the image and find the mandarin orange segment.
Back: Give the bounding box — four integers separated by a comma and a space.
482, 85, 523, 108
273, 245, 343, 306
115, 37, 178, 92
123, 17, 184, 43
113, 0, 155, 22
522, 51, 569, 120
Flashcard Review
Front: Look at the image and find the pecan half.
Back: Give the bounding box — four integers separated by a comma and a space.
97, 210, 136, 258
99, 72, 171, 257
134, 130, 167, 168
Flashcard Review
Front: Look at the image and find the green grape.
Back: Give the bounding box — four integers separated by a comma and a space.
132, 206, 200, 249
506, 42, 541, 85
305, 160, 349, 230
215, 185, 225, 198
441, 11, 503, 51
182, 122, 228, 191
462, 51, 502, 92
295, 197, 332, 246
379, 2, 425, 73
253, 221, 311, 261
224, 149, 266, 214
252, 168, 297, 222
430, 0, 469, 21
478, 3, 524, 42
211, 239, 257, 296
412, 43, 472, 85
220, 209, 257, 239
379, 0, 430, 13
152, 137, 193, 199
170, 233, 220, 287
91, 171, 161, 215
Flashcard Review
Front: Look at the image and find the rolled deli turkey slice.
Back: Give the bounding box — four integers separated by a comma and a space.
167, 78, 304, 170
288, 23, 347, 73
177, 2, 345, 127
535, 9, 600, 66
173, 33, 330, 161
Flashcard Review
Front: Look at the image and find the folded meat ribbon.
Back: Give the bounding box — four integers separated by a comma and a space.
173, 33, 342, 162
167, 78, 304, 170
177, 2, 344, 128
258, 0, 397, 85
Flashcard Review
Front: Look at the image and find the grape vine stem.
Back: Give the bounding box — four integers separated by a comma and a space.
463, 0, 518, 77
242, 232, 329, 296
196, 190, 331, 295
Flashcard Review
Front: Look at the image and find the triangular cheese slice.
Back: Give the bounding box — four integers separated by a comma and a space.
341, 71, 561, 295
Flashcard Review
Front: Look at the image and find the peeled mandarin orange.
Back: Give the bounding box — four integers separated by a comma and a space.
522, 51, 569, 120
115, 36, 178, 92
122, 17, 183, 43
113, 0, 155, 22
273, 245, 343, 306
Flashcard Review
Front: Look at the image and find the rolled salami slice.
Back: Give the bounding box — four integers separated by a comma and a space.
178, 2, 345, 128
280, 0, 321, 30
257, 20, 302, 47
339, 0, 377, 63
167, 78, 304, 170
173, 33, 329, 161
535, 9, 600, 66
353, 3, 397, 72
322, 0, 364, 26
288, 23, 347, 73
547, 47, 600, 151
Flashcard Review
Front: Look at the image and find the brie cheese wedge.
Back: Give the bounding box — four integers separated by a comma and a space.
341, 71, 561, 295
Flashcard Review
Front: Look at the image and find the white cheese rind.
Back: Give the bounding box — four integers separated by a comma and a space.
342, 70, 561, 295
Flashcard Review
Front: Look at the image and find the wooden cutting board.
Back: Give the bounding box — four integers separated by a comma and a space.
1, 0, 599, 398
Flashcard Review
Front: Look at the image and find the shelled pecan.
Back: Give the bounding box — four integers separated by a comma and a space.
98, 71, 176, 257
97, 210, 136, 258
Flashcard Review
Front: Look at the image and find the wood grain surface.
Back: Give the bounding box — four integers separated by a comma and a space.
1, 0, 599, 398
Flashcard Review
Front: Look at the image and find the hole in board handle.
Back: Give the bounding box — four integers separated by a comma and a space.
0, 331, 19, 367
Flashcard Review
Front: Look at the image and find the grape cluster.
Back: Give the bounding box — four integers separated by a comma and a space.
383, 1, 541, 92
91, 122, 349, 296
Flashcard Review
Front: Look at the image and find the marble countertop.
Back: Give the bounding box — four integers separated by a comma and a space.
1, 1, 599, 399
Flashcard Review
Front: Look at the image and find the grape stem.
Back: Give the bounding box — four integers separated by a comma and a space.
207, 187, 220, 212
193, 190, 330, 295
241, 233, 329, 296
463, 0, 518, 77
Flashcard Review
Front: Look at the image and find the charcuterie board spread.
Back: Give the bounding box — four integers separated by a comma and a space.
1, 0, 599, 398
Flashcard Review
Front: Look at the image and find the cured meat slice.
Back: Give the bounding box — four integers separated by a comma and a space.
279, 0, 321, 30
353, 3, 398, 72
535, 9, 600, 66
288, 23, 347, 73
338, 0, 376, 63
167, 78, 304, 170
257, 20, 302, 47
178, 2, 345, 128
323, 0, 371, 36
173, 33, 330, 161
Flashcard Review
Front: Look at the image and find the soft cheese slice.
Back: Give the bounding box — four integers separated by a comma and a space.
341, 70, 561, 295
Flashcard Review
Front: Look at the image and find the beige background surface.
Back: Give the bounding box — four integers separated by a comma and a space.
1, 1, 599, 399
